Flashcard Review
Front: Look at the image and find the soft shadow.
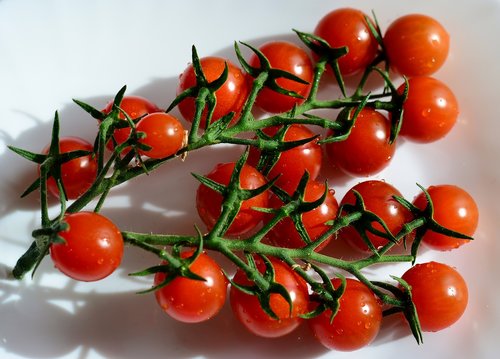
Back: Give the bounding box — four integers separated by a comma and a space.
0, 271, 326, 359
1, 32, 402, 359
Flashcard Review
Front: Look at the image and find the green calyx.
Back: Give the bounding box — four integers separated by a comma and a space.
8, 27, 473, 347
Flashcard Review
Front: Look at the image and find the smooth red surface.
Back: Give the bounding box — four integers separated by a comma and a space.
325, 108, 395, 177
154, 251, 228, 323
413, 184, 478, 250
196, 162, 269, 236
309, 278, 382, 351
384, 14, 450, 77
136, 112, 185, 159
230, 257, 309, 338
43, 136, 97, 199
250, 41, 313, 113
50, 212, 123, 281
314, 8, 379, 76
177, 56, 250, 127
398, 76, 459, 143
402, 261, 468, 332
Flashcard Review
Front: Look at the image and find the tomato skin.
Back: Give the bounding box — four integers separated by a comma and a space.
339, 180, 413, 252
401, 261, 468, 332
325, 108, 395, 177
309, 278, 382, 351
314, 8, 379, 76
249, 41, 313, 113
102, 95, 161, 152
154, 251, 228, 323
247, 124, 322, 189
384, 14, 450, 77
398, 77, 459, 143
177, 56, 250, 127
266, 179, 339, 252
136, 112, 185, 159
50, 212, 123, 282
42, 137, 98, 200
412, 185, 478, 251
230, 256, 309, 338
196, 162, 269, 236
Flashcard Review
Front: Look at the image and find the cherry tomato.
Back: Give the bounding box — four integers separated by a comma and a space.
401, 261, 468, 332
314, 8, 379, 76
398, 76, 459, 143
196, 162, 269, 236
384, 14, 450, 77
339, 180, 413, 252
154, 250, 228, 323
325, 108, 396, 177
42, 136, 98, 200
102, 95, 161, 152
177, 56, 250, 127
50, 211, 123, 282
309, 278, 382, 351
230, 256, 309, 338
412, 185, 478, 251
136, 112, 185, 159
266, 179, 338, 252
247, 124, 322, 189
249, 41, 313, 113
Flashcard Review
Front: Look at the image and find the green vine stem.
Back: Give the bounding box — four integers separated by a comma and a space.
9, 28, 473, 345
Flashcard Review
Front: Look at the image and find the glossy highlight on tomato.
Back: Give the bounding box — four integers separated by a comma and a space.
398, 76, 459, 143
339, 180, 413, 252
177, 56, 250, 127
266, 179, 339, 251
413, 184, 478, 251
230, 256, 309, 338
136, 112, 185, 159
42, 136, 98, 200
309, 278, 382, 351
314, 8, 379, 76
196, 162, 269, 236
384, 14, 450, 77
247, 124, 322, 189
50, 212, 123, 282
102, 95, 161, 152
154, 251, 228, 323
250, 41, 313, 113
401, 261, 468, 332
325, 108, 395, 177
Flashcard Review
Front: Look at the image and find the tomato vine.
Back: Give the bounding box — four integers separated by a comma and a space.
7, 8, 476, 352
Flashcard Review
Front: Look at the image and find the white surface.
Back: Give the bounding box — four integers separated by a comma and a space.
1, 0, 499, 358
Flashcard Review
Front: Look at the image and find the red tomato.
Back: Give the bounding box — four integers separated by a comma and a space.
384, 14, 450, 77
154, 251, 228, 323
325, 108, 395, 177
412, 185, 478, 251
314, 8, 379, 76
249, 41, 313, 113
50, 212, 123, 281
266, 179, 338, 252
339, 180, 413, 252
42, 136, 97, 200
230, 256, 309, 338
309, 278, 382, 351
196, 162, 269, 236
247, 124, 322, 189
102, 95, 161, 152
177, 56, 250, 127
136, 112, 185, 159
398, 76, 459, 143
401, 261, 468, 332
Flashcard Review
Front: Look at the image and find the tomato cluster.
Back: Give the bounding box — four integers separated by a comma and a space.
15, 6, 479, 354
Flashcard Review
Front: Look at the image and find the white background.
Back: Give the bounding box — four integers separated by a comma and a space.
1, 0, 499, 358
